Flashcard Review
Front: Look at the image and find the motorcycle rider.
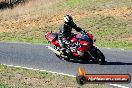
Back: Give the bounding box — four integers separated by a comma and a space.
58, 15, 86, 54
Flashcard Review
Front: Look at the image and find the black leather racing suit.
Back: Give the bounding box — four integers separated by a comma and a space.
58, 22, 86, 49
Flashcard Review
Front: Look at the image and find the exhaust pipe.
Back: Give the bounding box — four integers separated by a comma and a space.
46, 46, 67, 58
46, 46, 61, 55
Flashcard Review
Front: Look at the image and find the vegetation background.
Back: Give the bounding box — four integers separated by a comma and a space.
0, 0, 131, 87
0, 0, 131, 49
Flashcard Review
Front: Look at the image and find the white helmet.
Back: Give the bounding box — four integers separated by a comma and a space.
64, 15, 73, 23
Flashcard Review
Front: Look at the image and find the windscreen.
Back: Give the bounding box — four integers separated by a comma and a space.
76, 34, 90, 42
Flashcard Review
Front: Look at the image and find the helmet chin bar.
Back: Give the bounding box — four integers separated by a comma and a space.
64, 16, 69, 22
64, 15, 73, 23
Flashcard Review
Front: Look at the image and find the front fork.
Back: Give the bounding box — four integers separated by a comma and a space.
86, 46, 97, 61
87, 51, 94, 59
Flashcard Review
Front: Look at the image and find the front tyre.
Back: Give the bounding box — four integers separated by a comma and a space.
89, 47, 105, 65
95, 49, 105, 65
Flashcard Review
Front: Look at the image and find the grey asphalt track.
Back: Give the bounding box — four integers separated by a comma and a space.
0, 42, 131, 87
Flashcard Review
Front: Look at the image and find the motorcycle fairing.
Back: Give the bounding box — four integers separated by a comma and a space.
45, 32, 60, 46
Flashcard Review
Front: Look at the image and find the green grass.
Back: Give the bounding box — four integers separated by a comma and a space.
0, 84, 10, 88
0, 27, 47, 44
57, 0, 132, 10
0, 16, 131, 49
62, 0, 82, 8
0, 23, 59, 44
0, 64, 109, 88
78, 15, 132, 49
1, 15, 131, 49
0, 0, 132, 49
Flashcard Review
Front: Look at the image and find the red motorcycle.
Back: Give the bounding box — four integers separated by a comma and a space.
45, 31, 105, 65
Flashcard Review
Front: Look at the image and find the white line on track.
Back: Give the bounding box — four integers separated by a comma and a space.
106, 48, 111, 49
2, 64, 129, 88
109, 84, 129, 88
2, 64, 76, 77
120, 49, 125, 51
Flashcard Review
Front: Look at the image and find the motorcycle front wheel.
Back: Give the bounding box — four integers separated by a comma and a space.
96, 49, 105, 65
89, 47, 105, 65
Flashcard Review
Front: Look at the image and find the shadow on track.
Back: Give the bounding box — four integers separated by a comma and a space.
57, 55, 132, 65
104, 61, 132, 65
65, 59, 97, 64
66, 59, 132, 65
